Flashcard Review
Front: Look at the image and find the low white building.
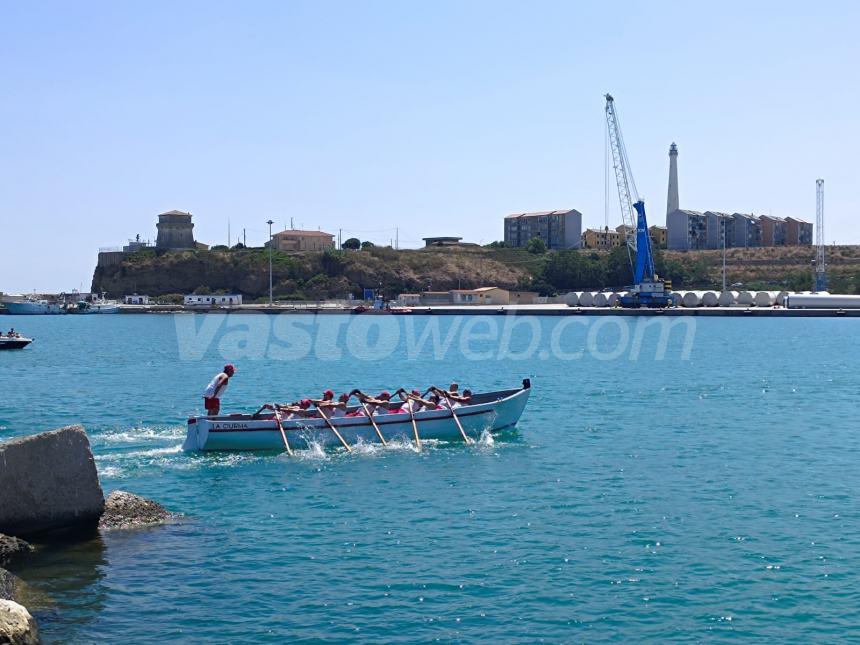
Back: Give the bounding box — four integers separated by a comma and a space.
123, 294, 150, 305
397, 293, 421, 306
184, 294, 243, 306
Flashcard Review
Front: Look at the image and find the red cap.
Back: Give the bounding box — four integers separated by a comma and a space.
411, 389, 420, 396
300, 399, 311, 408
323, 389, 334, 398
339, 393, 349, 402
379, 391, 391, 400
224, 364, 236, 375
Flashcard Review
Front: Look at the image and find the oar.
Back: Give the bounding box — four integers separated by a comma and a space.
361, 401, 387, 446
273, 407, 293, 456
444, 395, 472, 444
405, 397, 422, 451
317, 407, 352, 453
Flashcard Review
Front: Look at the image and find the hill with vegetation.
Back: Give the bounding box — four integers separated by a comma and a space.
91, 243, 860, 301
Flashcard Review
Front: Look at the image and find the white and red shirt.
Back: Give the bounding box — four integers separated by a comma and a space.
203, 373, 229, 399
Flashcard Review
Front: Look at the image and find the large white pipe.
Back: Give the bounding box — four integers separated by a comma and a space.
563, 292, 579, 306
775, 290, 788, 306
594, 292, 609, 307
607, 292, 621, 307
701, 291, 719, 307
736, 291, 754, 305
578, 291, 595, 307
785, 294, 860, 309
718, 290, 737, 306
681, 292, 700, 308
753, 291, 776, 307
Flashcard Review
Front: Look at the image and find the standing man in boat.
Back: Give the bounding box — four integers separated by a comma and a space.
203, 364, 236, 416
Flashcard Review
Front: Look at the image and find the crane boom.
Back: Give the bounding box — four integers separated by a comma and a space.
604, 93, 671, 308
604, 94, 638, 255
815, 179, 827, 292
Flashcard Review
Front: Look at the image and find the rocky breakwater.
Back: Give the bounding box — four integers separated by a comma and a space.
0, 426, 178, 643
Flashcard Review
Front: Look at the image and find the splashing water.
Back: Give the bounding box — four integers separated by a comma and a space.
477, 429, 495, 448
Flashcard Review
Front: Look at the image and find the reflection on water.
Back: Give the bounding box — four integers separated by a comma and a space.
7, 534, 108, 636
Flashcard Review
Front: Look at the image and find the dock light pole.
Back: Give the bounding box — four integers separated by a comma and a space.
722, 220, 727, 291
267, 219, 274, 305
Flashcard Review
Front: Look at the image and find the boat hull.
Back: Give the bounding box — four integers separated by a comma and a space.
6, 302, 63, 315
0, 338, 33, 350
184, 384, 530, 452
78, 305, 120, 314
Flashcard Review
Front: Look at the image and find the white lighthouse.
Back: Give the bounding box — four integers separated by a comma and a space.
666, 143, 679, 216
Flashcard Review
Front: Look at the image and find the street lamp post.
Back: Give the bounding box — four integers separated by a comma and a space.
267, 219, 274, 305
722, 220, 727, 291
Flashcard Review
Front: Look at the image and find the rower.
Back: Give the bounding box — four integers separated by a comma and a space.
330, 393, 350, 418
395, 389, 424, 414
202, 364, 235, 416
350, 390, 392, 416
279, 399, 312, 420
431, 384, 471, 408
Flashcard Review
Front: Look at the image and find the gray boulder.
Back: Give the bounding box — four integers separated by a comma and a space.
0, 426, 104, 537
98, 491, 175, 531
0, 536, 32, 568
0, 569, 22, 602
0, 600, 39, 644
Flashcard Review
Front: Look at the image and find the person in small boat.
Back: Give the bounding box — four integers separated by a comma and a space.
330, 393, 351, 418
279, 399, 313, 419
312, 390, 349, 418
203, 364, 235, 416
395, 389, 426, 414
430, 384, 472, 408
424, 393, 447, 410
349, 390, 392, 415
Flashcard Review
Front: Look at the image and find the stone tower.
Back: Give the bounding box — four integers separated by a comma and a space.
156, 210, 195, 249
666, 143, 679, 216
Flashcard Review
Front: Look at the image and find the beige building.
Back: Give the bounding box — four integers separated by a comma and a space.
649, 225, 668, 248
451, 287, 511, 305
582, 226, 623, 250
398, 287, 537, 306
268, 229, 335, 252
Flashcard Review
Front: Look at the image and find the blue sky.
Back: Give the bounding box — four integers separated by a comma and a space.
1, 0, 857, 293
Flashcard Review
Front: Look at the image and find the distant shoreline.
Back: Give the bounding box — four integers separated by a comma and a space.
3, 305, 860, 317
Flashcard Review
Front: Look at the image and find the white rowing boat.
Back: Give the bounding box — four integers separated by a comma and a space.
183, 379, 531, 452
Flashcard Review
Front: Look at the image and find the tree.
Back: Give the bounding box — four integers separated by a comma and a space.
342, 238, 361, 250
526, 237, 547, 254
361, 241, 375, 249
484, 241, 508, 249
320, 249, 346, 276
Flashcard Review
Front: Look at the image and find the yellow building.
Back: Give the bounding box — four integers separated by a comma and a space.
268, 229, 335, 252
649, 225, 668, 248
581, 226, 623, 250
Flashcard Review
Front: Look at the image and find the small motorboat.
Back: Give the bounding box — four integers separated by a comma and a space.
0, 335, 34, 350
183, 380, 531, 452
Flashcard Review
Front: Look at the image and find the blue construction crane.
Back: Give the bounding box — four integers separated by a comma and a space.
604, 94, 673, 308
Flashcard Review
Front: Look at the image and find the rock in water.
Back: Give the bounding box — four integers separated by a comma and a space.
99, 491, 175, 530
0, 426, 104, 537
0, 569, 23, 602
0, 536, 33, 568
0, 600, 40, 644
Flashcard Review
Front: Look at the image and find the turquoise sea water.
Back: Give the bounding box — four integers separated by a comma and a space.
3, 313, 860, 642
